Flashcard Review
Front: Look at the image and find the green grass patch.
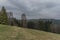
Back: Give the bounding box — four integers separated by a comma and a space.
0, 24, 60, 40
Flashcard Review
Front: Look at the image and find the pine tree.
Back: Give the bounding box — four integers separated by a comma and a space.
27, 21, 35, 29
0, 6, 8, 25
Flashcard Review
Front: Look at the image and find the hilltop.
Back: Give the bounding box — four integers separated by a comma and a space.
0, 24, 60, 40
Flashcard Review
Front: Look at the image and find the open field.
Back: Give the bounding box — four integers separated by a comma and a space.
0, 24, 60, 40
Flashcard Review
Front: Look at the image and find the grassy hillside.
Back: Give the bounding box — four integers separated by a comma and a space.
0, 24, 60, 40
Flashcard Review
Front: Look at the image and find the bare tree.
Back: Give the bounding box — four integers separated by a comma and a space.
7, 12, 17, 26
21, 13, 27, 28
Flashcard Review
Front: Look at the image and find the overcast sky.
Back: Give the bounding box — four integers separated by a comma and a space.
0, 0, 60, 19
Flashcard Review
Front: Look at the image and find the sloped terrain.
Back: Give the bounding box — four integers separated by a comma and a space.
0, 24, 60, 40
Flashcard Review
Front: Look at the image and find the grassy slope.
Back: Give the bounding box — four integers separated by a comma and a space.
0, 24, 60, 40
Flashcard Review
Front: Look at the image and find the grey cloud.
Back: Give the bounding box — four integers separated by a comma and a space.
0, 0, 60, 19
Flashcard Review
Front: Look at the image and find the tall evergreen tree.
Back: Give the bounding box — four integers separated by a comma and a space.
0, 6, 8, 25
38, 20, 52, 32
27, 21, 35, 29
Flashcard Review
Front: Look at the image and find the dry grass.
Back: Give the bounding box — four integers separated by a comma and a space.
0, 24, 60, 40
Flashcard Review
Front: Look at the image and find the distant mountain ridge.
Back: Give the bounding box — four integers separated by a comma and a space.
27, 19, 60, 25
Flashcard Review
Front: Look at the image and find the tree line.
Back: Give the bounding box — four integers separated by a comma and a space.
0, 6, 60, 34
15, 19, 53, 32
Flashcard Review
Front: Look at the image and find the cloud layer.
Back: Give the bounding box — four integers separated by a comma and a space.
0, 0, 60, 19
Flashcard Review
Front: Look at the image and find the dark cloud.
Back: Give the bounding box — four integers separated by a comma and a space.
0, 0, 60, 19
